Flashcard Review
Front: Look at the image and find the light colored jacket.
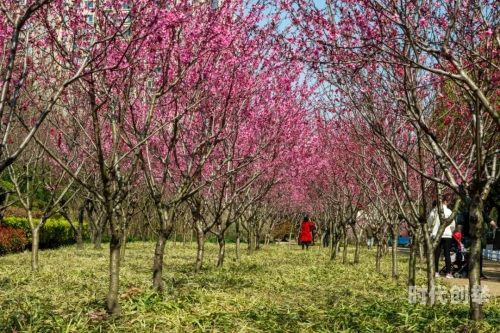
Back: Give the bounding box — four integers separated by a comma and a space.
429, 205, 454, 238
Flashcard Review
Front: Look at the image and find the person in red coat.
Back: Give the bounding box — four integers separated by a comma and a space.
299, 216, 315, 250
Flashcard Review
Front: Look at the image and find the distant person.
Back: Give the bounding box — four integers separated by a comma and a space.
457, 209, 497, 279
323, 227, 330, 247
429, 197, 453, 278
299, 216, 315, 250
365, 225, 374, 250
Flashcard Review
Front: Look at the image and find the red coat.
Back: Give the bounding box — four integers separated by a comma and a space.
299, 221, 314, 242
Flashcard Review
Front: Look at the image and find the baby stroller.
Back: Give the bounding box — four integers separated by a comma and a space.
439, 231, 469, 278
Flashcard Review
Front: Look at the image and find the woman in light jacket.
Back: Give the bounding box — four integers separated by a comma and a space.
429, 197, 454, 278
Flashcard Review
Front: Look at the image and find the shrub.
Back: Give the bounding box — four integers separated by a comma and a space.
1, 217, 29, 233
0, 226, 29, 255
4, 206, 43, 218
2, 217, 90, 249
40, 218, 82, 248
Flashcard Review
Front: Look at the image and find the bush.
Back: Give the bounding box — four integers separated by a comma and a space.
0, 226, 29, 255
40, 218, 82, 248
2, 217, 28, 233
2, 217, 90, 249
4, 206, 42, 218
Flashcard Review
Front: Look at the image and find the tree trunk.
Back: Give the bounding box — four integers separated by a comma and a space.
423, 233, 436, 306
352, 225, 363, 265
194, 227, 204, 274
331, 227, 341, 260
105, 198, 125, 314
217, 235, 225, 267
94, 230, 103, 250
247, 222, 253, 255
468, 205, 484, 320
152, 230, 167, 292
408, 231, 418, 287
419, 239, 425, 265
60, 207, 85, 251
31, 226, 41, 271
391, 225, 399, 280
152, 206, 174, 292
76, 207, 85, 250
354, 235, 360, 265
255, 230, 261, 250
254, 219, 261, 250
85, 200, 97, 243
107, 232, 122, 314
89, 220, 97, 245
93, 214, 107, 250
236, 219, 241, 260
75, 227, 84, 251
331, 240, 338, 260
329, 221, 335, 259
342, 225, 348, 264
376, 241, 381, 273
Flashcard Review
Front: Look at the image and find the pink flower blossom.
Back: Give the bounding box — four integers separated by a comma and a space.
444, 116, 452, 126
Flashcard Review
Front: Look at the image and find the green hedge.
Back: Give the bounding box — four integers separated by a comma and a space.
2, 217, 90, 249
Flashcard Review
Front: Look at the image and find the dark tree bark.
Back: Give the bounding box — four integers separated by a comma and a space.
391, 224, 399, 280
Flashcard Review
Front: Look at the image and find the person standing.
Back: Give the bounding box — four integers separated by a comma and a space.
323, 227, 330, 248
429, 197, 454, 278
299, 216, 314, 250
365, 225, 374, 250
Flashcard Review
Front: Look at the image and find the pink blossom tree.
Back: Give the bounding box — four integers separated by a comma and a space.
0, 0, 135, 173
37, 0, 192, 313
283, 0, 500, 319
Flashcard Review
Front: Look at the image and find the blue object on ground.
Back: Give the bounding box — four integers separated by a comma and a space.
389, 236, 411, 246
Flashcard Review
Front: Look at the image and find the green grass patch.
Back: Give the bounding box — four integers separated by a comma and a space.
0, 243, 497, 332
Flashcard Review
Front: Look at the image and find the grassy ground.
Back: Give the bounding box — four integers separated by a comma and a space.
0, 242, 499, 332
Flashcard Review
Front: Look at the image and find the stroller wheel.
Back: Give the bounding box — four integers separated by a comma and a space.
453, 272, 461, 278
461, 272, 468, 278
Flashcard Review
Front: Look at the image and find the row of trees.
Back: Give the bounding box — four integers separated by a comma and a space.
0, 0, 318, 314
277, 0, 500, 321
2, 0, 500, 323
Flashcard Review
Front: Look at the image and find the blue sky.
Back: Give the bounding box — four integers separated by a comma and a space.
314, 0, 326, 9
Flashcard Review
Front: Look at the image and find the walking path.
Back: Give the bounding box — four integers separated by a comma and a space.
399, 248, 500, 297
439, 259, 500, 297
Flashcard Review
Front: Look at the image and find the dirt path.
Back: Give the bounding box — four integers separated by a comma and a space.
438, 259, 500, 297
399, 248, 500, 297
